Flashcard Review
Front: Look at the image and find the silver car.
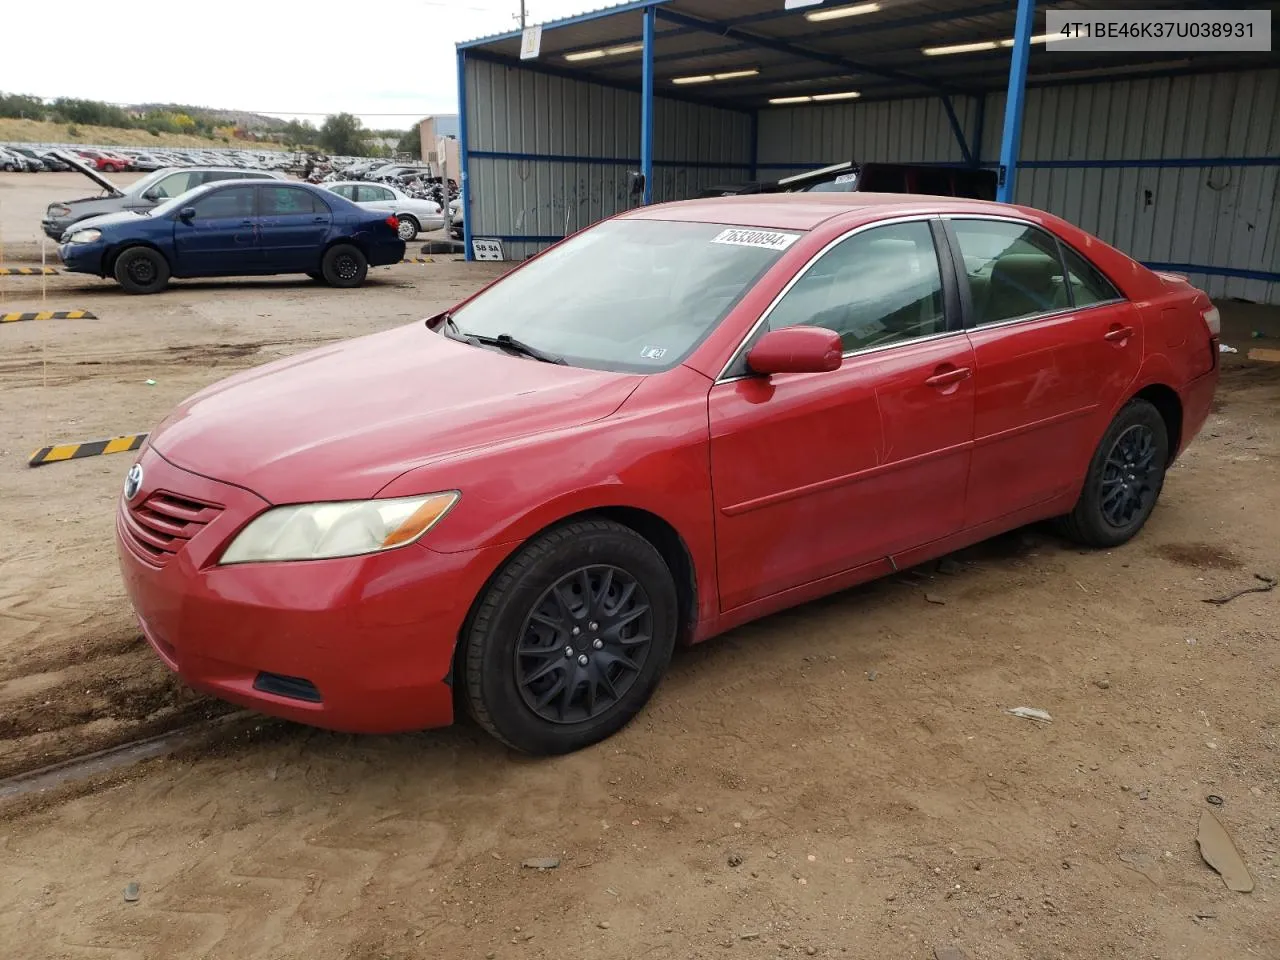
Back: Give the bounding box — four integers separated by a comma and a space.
41, 152, 286, 241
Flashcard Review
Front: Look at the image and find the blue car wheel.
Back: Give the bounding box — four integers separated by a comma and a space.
113, 246, 171, 295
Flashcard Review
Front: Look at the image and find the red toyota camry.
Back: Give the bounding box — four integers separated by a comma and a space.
116, 193, 1219, 754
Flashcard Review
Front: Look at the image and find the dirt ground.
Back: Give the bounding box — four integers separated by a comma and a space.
1, 171, 1278, 960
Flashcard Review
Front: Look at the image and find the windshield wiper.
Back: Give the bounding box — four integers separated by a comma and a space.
436, 315, 565, 365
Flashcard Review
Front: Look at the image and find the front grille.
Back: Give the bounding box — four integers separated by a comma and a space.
123, 491, 223, 567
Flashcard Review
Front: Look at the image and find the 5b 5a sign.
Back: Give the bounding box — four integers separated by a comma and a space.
472, 239, 506, 261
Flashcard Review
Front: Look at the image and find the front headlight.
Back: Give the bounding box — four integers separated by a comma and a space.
67, 228, 102, 244
48, 204, 71, 218
219, 492, 459, 565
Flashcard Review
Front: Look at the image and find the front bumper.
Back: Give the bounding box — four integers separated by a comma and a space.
42, 219, 70, 241
115, 446, 506, 733
57, 240, 105, 275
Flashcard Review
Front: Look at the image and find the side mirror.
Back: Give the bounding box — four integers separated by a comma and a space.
746, 326, 843, 376
178, 207, 196, 223
142, 189, 160, 201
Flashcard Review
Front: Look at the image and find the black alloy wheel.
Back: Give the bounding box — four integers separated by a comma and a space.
515, 565, 654, 724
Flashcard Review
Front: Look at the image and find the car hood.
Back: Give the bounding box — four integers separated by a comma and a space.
149, 323, 644, 503
67, 210, 148, 234
52, 150, 123, 196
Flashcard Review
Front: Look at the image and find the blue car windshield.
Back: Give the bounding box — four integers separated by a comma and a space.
449, 219, 798, 374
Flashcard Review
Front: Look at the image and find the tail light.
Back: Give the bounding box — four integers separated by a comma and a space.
1201, 305, 1221, 337
385, 215, 400, 232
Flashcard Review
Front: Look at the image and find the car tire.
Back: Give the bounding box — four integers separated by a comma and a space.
396, 215, 420, 242
321, 244, 367, 288
461, 519, 679, 755
113, 246, 170, 295
1057, 398, 1170, 548
104, 164, 118, 173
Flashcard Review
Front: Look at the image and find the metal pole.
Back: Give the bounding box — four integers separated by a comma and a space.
441, 146, 452, 241
997, 0, 1036, 203
641, 5, 656, 205
457, 48, 473, 260
519, 1, 527, 29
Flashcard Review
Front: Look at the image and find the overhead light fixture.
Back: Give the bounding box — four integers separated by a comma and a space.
805, 2, 881, 21
672, 68, 760, 85
769, 90, 861, 105
923, 33, 1065, 56
564, 42, 644, 62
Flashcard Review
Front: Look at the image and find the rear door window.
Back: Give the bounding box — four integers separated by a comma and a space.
259, 186, 323, 216
1060, 244, 1123, 306
948, 219, 1070, 325
190, 186, 256, 219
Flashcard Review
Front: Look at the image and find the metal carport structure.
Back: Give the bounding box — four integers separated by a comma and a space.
456, 0, 1280, 303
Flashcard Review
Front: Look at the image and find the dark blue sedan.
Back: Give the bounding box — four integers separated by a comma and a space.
58, 180, 406, 294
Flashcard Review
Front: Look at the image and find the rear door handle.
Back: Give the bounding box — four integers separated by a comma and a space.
1104, 325, 1135, 342
925, 366, 972, 387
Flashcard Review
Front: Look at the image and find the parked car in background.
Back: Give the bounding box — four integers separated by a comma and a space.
0, 147, 35, 171
323, 181, 443, 240
7, 146, 50, 171
38, 150, 73, 171
60, 179, 406, 293
449, 197, 463, 240
696, 162, 998, 201
75, 148, 133, 172
126, 152, 166, 171
42, 152, 285, 240
115, 192, 1218, 753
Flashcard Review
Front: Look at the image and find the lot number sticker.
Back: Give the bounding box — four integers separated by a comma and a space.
711, 228, 801, 251
472, 239, 506, 261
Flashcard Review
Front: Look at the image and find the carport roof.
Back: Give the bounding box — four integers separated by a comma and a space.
459, 0, 1280, 108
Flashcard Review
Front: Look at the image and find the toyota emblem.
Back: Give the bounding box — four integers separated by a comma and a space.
124, 463, 144, 501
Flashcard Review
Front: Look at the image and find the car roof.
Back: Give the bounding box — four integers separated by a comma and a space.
621, 192, 1028, 231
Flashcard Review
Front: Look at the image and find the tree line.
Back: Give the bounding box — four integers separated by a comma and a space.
0, 93, 420, 158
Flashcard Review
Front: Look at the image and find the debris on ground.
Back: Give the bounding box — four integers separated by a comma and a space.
1197, 810, 1254, 892
598, 920, 611, 930
739, 931, 759, 941
1094, 678, 1111, 689
1204, 573, 1277, 605
867, 670, 878, 681
521, 857, 561, 870
935, 947, 968, 960
123, 881, 140, 903
1247, 347, 1280, 362
1219, 343, 1239, 354
727, 852, 744, 867
924, 593, 947, 605
1006, 707, 1053, 723
1206, 794, 1224, 806
937, 558, 963, 575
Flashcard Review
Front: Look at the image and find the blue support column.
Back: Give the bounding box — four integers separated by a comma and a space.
457, 48, 473, 260
641, 6, 656, 204
997, 0, 1036, 203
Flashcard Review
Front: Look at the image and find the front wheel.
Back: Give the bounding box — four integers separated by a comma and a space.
461, 520, 679, 755
396, 215, 420, 241
1058, 399, 1170, 547
320, 244, 367, 288
113, 246, 170, 295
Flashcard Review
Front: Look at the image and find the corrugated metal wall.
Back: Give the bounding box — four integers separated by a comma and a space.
756, 94, 980, 180
984, 70, 1280, 305
756, 69, 1280, 305
463, 57, 751, 260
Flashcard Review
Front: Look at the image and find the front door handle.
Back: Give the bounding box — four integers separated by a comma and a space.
1104, 325, 1135, 342
925, 366, 972, 387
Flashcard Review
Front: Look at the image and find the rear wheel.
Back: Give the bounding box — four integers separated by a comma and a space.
396, 215, 420, 241
103, 163, 118, 172
321, 244, 367, 288
1058, 399, 1169, 547
113, 246, 170, 295
461, 520, 678, 755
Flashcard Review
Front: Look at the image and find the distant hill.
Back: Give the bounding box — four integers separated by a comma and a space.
129, 104, 290, 132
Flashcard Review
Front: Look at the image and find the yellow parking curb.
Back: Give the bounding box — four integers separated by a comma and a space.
1, 309, 97, 323
0, 266, 59, 276
401, 257, 436, 264
29, 433, 147, 467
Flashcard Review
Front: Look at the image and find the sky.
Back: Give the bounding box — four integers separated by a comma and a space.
0, 0, 600, 130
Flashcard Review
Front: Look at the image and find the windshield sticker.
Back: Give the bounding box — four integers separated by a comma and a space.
640, 346, 668, 361
711, 228, 801, 251
834, 172, 858, 184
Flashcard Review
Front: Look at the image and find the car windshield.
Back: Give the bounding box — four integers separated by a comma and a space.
449, 219, 797, 373
127, 168, 171, 196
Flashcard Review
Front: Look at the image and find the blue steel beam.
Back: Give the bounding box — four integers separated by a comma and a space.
641, 5, 656, 205
996, 0, 1036, 203
940, 95, 974, 167
457, 49, 473, 261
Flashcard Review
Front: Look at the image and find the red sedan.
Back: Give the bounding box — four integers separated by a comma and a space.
75, 148, 131, 172
116, 193, 1219, 754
